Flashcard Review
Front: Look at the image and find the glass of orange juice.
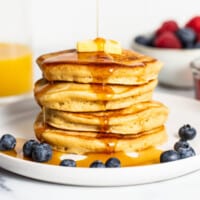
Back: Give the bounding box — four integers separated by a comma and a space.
0, 0, 32, 104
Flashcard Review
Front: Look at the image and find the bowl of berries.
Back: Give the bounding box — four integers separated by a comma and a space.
133, 16, 200, 88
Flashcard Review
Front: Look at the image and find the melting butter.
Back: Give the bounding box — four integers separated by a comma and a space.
77, 38, 122, 55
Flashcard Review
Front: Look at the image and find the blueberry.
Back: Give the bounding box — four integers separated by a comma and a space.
160, 150, 181, 163
174, 140, 195, 159
135, 35, 154, 46
174, 140, 190, 151
0, 134, 16, 151
146, 35, 155, 47
177, 146, 196, 159
89, 160, 105, 168
105, 157, 121, 168
176, 28, 196, 47
184, 42, 194, 49
194, 42, 200, 48
23, 139, 39, 157
60, 159, 76, 167
31, 143, 52, 162
178, 124, 197, 140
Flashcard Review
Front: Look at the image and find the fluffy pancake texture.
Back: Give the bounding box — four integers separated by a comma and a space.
36, 49, 162, 85
34, 113, 167, 154
45, 101, 169, 134
34, 79, 157, 112
34, 45, 168, 155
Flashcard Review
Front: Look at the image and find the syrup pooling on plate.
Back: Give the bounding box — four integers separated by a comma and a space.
0, 138, 162, 167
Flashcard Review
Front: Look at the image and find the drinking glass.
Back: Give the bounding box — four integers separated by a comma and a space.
0, 0, 32, 104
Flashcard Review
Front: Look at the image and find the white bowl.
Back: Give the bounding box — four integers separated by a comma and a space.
133, 42, 200, 88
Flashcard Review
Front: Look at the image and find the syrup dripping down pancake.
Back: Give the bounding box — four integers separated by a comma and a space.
34, 79, 157, 112
36, 49, 162, 85
45, 101, 168, 134
34, 113, 167, 154
34, 44, 168, 155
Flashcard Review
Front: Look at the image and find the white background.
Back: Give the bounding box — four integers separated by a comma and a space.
0, 0, 199, 91
30, 0, 200, 50
0, 2, 199, 199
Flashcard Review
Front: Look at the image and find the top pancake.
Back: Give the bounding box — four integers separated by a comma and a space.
37, 49, 162, 85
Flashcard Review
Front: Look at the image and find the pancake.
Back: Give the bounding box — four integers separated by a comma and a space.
45, 101, 169, 134
34, 79, 157, 112
34, 113, 167, 154
36, 49, 162, 85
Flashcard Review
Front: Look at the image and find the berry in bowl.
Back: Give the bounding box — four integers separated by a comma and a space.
133, 16, 200, 88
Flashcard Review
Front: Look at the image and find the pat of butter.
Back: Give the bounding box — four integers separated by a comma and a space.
77, 38, 122, 55
104, 40, 122, 54
77, 40, 98, 52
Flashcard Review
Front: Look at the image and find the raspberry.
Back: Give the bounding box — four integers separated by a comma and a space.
156, 20, 179, 36
154, 32, 182, 49
186, 16, 200, 34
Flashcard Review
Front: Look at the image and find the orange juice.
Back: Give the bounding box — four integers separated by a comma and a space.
0, 43, 32, 97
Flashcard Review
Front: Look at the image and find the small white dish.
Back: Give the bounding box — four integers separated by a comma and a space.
0, 93, 200, 186
133, 42, 200, 88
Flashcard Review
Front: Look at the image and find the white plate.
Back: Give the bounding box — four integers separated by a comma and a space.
0, 93, 200, 186
0, 93, 32, 106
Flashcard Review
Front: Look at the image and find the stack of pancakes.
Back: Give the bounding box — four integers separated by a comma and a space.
34, 48, 168, 154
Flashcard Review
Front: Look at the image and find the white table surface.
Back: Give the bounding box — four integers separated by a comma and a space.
0, 49, 199, 200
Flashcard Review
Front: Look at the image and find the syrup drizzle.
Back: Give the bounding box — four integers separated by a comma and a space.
35, 49, 157, 152
41, 49, 152, 67
0, 138, 162, 167
42, 106, 46, 126
35, 18, 157, 154
89, 38, 116, 134
96, 0, 99, 37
